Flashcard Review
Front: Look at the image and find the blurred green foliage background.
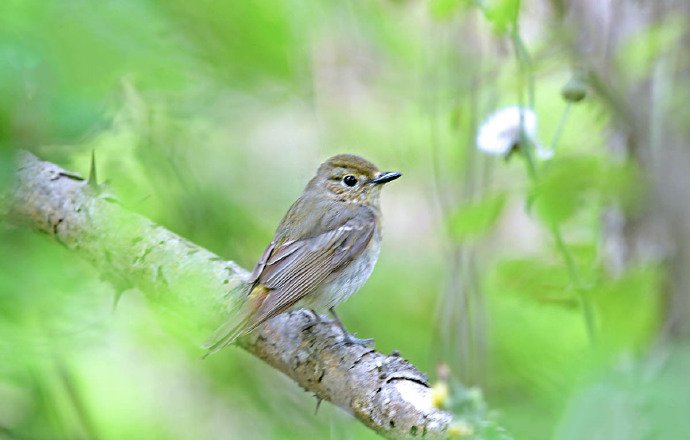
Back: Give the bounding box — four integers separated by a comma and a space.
1, 0, 689, 439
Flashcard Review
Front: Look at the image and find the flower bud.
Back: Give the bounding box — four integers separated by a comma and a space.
448, 420, 474, 438
430, 381, 449, 408
561, 73, 587, 103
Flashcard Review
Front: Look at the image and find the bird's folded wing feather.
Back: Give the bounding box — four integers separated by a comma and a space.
246, 212, 376, 330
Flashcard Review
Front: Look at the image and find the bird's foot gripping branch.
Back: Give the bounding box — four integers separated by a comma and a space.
6, 151, 457, 440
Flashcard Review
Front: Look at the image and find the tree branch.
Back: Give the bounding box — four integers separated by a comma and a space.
6, 152, 453, 440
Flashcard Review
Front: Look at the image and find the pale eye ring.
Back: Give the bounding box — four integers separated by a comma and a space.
343, 175, 358, 187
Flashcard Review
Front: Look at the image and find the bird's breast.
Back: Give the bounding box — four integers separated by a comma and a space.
302, 229, 381, 311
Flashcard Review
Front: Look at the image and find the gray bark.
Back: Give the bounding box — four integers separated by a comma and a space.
6, 151, 453, 440
560, 0, 690, 338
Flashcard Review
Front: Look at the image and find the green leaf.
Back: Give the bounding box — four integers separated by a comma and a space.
600, 161, 645, 214
618, 17, 685, 81
593, 266, 661, 351
429, 0, 473, 20
531, 156, 603, 226
556, 342, 690, 440
482, 0, 521, 34
448, 193, 507, 242
531, 155, 642, 226
494, 258, 576, 307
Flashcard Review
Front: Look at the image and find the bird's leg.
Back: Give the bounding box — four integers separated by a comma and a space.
328, 307, 374, 347
300, 309, 324, 334
305, 308, 336, 325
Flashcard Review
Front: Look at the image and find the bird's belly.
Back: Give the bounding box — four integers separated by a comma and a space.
300, 236, 381, 312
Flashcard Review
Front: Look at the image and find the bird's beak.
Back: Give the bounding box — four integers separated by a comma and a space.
371, 171, 402, 185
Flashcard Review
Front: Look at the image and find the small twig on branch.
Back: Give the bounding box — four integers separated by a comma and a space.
6, 151, 454, 440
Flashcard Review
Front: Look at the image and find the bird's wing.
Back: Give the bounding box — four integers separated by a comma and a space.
246, 211, 376, 331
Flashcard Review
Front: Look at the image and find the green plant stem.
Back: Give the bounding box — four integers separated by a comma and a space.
549, 103, 573, 152
546, 104, 595, 343
551, 224, 597, 344
510, 27, 539, 180
510, 25, 596, 345
510, 28, 535, 110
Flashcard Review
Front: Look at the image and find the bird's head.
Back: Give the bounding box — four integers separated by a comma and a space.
307, 154, 401, 206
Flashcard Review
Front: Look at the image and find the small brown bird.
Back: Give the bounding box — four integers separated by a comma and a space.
205, 154, 400, 354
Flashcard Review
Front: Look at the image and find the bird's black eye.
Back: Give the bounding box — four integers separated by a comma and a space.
343, 175, 358, 187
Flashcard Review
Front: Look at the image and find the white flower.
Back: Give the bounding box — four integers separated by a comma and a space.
476, 106, 552, 159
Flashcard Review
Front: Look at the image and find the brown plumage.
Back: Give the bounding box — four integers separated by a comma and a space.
205, 154, 400, 354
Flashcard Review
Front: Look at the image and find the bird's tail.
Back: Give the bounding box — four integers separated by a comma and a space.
202, 316, 251, 358
202, 282, 268, 358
